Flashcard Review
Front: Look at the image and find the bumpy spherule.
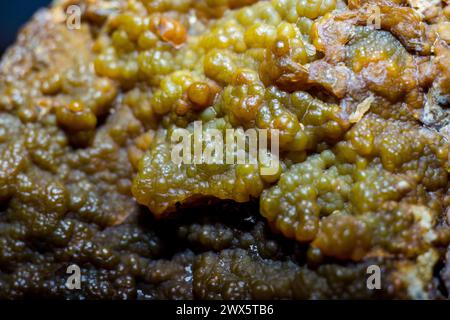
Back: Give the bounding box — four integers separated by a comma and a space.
0, 0, 449, 300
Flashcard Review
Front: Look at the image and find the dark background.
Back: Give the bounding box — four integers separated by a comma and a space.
0, 0, 52, 53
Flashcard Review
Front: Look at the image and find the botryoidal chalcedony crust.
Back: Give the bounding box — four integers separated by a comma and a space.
0, 0, 449, 299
